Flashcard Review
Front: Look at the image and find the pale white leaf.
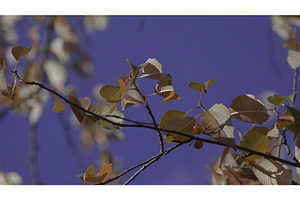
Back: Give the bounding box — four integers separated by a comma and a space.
44, 59, 67, 92
287, 49, 300, 70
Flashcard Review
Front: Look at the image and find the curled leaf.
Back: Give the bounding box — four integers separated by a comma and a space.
214, 147, 231, 176
230, 94, 270, 124
139, 58, 170, 80
277, 115, 294, 129
154, 75, 181, 102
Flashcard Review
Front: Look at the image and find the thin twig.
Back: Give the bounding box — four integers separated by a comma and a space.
133, 81, 164, 153
280, 129, 300, 164
101, 140, 188, 185
124, 140, 189, 185
11, 71, 300, 169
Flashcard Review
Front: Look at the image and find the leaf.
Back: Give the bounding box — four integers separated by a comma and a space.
51, 93, 66, 113
200, 103, 236, 149
230, 94, 270, 124
97, 163, 112, 183
214, 147, 231, 176
267, 125, 279, 139
277, 115, 295, 129
166, 116, 196, 142
188, 78, 216, 93
267, 92, 297, 107
284, 106, 300, 140
295, 136, 300, 179
127, 59, 140, 86
239, 127, 270, 160
99, 85, 121, 103
249, 159, 292, 185
11, 45, 32, 61
159, 110, 186, 130
154, 75, 181, 102
287, 49, 300, 70
284, 37, 300, 52
7, 84, 19, 106
87, 104, 124, 130
79, 97, 91, 110
164, 135, 174, 143
78, 164, 112, 184
139, 58, 170, 80
68, 96, 85, 123
44, 59, 67, 92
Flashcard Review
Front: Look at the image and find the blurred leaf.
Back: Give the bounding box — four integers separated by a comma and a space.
139, 58, 170, 80
0, 64, 9, 96
214, 147, 231, 176
267, 125, 279, 139
127, 59, 140, 86
78, 164, 112, 185
267, 92, 297, 107
87, 104, 124, 130
277, 115, 295, 129
230, 94, 270, 124
160, 110, 186, 130
249, 159, 292, 185
51, 93, 66, 113
11, 45, 32, 61
284, 106, 300, 140
44, 59, 67, 92
166, 116, 196, 142
287, 49, 300, 70
79, 97, 91, 110
239, 127, 269, 160
201, 103, 236, 149
68, 96, 85, 123
8, 84, 19, 106
188, 78, 216, 93
295, 136, 300, 179
284, 37, 300, 52
97, 163, 112, 184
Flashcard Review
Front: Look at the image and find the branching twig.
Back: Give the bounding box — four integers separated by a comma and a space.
280, 129, 300, 164
133, 81, 164, 153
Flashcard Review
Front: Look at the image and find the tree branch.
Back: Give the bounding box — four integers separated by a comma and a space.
293, 68, 298, 105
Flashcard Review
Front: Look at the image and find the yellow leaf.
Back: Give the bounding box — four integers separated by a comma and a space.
97, 163, 112, 183
51, 93, 66, 113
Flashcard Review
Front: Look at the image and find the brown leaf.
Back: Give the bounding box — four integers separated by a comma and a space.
230, 94, 270, 124
154, 75, 181, 102
277, 115, 295, 129
11, 45, 32, 61
68, 96, 85, 123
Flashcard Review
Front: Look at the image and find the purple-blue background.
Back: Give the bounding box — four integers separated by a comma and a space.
0, 16, 298, 184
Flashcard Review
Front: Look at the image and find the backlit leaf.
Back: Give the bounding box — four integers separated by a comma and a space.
239, 127, 269, 160
99, 85, 121, 103
166, 116, 196, 142
87, 104, 124, 130
97, 163, 112, 183
51, 93, 66, 113
200, 103, 236, 149
11, 45, 32, 61
249, 159, 292, 185
159, 110, 186, 130
188, 78, 216, 93
230, 94, 270, 124
68, 96, 85, 123
267, 92, 297, 107
44, 59, 67, 92
214, 147, 231, 176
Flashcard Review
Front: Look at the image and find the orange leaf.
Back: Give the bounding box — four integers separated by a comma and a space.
97, 163, 113, 183
51, 93, 66, 113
